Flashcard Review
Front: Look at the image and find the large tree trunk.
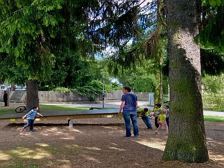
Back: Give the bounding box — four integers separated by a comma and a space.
163, 0, 209, 163
26, 80, 39, 110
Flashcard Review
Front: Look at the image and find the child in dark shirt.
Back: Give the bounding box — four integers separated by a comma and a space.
153, 103, 162, 128
139, 108, 152, 129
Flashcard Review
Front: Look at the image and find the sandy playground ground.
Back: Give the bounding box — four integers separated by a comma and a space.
0, 118, 223, 168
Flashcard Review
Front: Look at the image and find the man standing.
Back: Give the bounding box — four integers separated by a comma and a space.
119, 86, 139, 137
3, 91, 8, 107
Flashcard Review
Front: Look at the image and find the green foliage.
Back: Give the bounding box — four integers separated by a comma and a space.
54, 87, 71, 93
53, 76, 118, 101
38, 58, 114, 93
0, 0, 151, 91
203, 94, 224, 111
201, 49, 224, 75
109, 60, 158, 92
202, 75, 224, 93
86, 0, 153, 48
0, 54, 27, 84
0, 0, 65, 80
203, 0, 224, 6
197, 0, 224, 54
105, 0, 166, 101
40, 54, 96, 89
202, 74, 224, 111
73, 80, 103, 101
0, 0, 95, 84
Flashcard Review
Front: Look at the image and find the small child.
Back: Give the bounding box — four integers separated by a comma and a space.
139, 108, 152, 129
21, 106, 43, 132
155, 110, 168, 134
153, 103, 162, 128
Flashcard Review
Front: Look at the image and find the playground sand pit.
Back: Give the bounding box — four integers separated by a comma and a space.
0, 119, 223, 168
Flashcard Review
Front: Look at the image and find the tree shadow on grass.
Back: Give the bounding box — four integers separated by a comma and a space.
0, 143, 52, 168
0, 124, 163, 168
0, 141, 163, 168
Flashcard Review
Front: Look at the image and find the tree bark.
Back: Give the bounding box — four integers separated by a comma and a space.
154, 0, 165, 104
155, 63, 163, 103
163, 0, 209, 163
26, 80, 39, 110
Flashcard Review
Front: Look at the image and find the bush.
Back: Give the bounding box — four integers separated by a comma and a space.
202, 74, 224, 111
54, 87, 71, 93
203, 93, 224, 111
52, 80, 118, 102
73, 80, 103, 101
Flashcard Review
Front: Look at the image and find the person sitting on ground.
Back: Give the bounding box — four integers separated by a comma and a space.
139, 108, 152, 129
155, 110, 168, 134
21, 106, 43, 132
153, 103, 162, 129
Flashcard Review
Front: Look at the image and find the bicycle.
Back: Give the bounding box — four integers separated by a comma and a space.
15, 106, 27, 113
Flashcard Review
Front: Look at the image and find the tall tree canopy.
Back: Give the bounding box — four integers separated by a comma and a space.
0, 0, 151, 108
198, 0, 224, 53
197, 0, 224, 75
0, 0, 152, 80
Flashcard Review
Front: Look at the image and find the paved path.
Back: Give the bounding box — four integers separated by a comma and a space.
1, 101, 223, 120
43, 101, 224, 117
204, 110, 224, 117
43, 101, 150, 109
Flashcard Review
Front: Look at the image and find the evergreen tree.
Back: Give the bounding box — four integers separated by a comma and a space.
163, 0, 209, 162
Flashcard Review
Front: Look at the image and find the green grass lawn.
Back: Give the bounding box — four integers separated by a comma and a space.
0, 104, 89, 115
0, 108, 14, 115
1, 105, 224, 122
204, 108, 224, 112
40, 104, 89, 111
204, 116, 224, 122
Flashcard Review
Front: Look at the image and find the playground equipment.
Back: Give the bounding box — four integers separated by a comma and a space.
0, 108, 120, 124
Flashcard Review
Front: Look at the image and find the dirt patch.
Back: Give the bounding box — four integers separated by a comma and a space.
0, 119, 223, 168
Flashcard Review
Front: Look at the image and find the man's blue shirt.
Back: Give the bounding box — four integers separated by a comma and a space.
121, 93, 137, 113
